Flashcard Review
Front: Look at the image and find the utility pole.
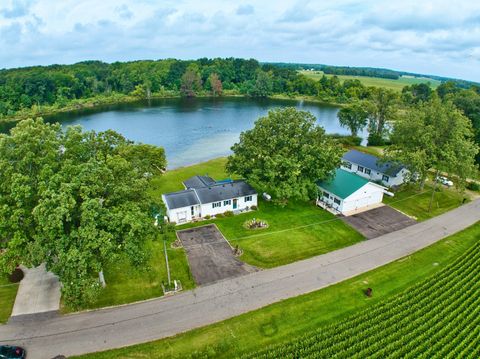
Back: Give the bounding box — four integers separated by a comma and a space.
428, 169, 440, 213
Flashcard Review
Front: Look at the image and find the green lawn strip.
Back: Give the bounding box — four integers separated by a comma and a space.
76, 222, 480, 359
385, 182, 466, 221
178, 200, 363, 268
61, 234, 194, 313
350, 145, 385, 156
0, 275, 19, 324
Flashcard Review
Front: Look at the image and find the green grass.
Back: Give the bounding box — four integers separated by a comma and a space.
299, 70, 441, 92
385, 182, 467, 221
62, 236, 195, 313
350, 145, 385, 157
181, 200, 363, 268
0, 275, 19, 323
76, 222, 480, 359
152, 157, 363, 268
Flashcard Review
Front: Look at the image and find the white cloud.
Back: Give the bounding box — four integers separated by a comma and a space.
0, 0, 479, 81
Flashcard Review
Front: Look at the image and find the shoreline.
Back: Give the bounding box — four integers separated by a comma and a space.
0, 93, 344, 126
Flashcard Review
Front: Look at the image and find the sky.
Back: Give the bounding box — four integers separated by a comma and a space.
1, 0, 480, 81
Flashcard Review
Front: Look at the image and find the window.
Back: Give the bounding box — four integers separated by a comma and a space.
245, 195, 253, 202
334, 198, 341, 205
364, 168, 371, 175
224, 200, 231, 206
212, 202, 221, 208
323, 191, 330, 199
342, 161, 352, 170
191, 206, 194, 216
357, 166, 364, 173
382, 175, 390, 183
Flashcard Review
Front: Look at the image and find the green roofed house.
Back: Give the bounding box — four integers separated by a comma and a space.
316, 169, 388, 215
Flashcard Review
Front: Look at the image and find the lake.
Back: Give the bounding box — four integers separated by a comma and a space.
46, 97, 355, 169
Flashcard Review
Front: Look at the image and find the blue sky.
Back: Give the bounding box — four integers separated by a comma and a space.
1, 0, 480, 81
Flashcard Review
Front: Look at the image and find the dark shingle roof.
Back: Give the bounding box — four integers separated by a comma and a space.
183, 175, 216, 189
163, 190, 199, 210
342, 150, 405, 176
194, 180, 257, 204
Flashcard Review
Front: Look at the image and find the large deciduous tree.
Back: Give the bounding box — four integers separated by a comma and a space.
0, 119, 165, 308
180, 66, 202, 97
338, 101, 369, 137
366, 88, 398, 145
226, 108, 343, 203
386, 96, 478, 192
208, 73, 223, 97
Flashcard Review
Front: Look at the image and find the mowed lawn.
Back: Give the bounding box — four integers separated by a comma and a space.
76, 222, 480, 359
0, 274, 19, 323
385, 182, 467, 221
299, 70, 441, 91
62, 236, 194, 313
152, 158, 363, 269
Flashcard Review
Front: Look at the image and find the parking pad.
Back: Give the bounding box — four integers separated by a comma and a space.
176, 224, 258, 286
342, 206, 417, 239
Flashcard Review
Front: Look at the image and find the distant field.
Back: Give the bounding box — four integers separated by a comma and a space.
299, 70, 441, 91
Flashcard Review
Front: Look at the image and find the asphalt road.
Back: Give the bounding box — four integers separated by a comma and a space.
1, 199, 479, 359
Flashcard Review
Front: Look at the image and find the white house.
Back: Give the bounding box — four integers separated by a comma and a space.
162, 175, 257, 224
316, 169, 388, 215
341, 149, 409, 187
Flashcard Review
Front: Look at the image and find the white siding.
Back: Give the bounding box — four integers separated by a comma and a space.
200, 194, 258, 217
318, 183, 384, 215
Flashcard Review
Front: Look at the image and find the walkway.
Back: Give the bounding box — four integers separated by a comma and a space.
10, 264, 60, 318
0, 199, 479, 359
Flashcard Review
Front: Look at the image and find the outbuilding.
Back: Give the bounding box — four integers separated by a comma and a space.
316, 169, 388, 215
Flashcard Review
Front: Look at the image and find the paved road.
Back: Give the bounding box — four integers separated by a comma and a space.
1, 199, 479, 359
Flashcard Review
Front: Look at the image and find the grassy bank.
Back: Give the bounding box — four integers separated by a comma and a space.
0, 275, 19, 323
76, 221, 479, 359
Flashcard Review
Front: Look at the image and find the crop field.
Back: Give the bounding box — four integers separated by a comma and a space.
243, 240, 480, 359
299, 70, 441, 91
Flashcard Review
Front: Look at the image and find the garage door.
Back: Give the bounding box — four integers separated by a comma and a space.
354, 196, 372, 209
177, 211, 187, 223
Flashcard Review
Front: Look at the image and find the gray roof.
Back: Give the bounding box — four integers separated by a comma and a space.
183, 175, 216, 189
163, 189, 199, 210
342, 150, 405, 176
194, 180, 257, 204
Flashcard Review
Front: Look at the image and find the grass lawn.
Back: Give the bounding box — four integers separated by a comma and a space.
299, 70, 441, 92
181, 200, 363, 268
385, 182, 467, 221
76, 222, 480, 359
152, 157, 364, 268
62, 236, 194, 313
350, 145, 385, 156
0, 275, 19, 323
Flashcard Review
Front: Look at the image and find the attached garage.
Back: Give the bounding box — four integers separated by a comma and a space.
317, 169, 388, 216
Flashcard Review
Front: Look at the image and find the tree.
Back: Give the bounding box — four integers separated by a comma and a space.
208, 73, 223, 96
402, 83, 432, 104
338, 101, 369, 137
226, 108, 343, 203
366, 88, 398, 145
180, 66, 202, 97
0, 119, 162, 309
386, 96, 478, 198
248, 70, 273, 97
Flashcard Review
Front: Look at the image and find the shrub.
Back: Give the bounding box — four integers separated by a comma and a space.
223, 211, 234, 217
328, 133, 362, 146
251, 205, 258, 210
466, 181, 480, 192
204, 215, 211, 220
367, 133, 386, 146
215, 213, 224, 218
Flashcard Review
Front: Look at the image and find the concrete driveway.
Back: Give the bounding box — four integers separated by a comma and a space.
177, 224, 258, 285
10, 263, 61, 318
342, 205, 417, 239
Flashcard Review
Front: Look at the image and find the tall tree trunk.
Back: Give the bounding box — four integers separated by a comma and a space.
99, 270, 106, 288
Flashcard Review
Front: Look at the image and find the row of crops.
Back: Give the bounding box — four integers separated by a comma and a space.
241, 240, 480, 358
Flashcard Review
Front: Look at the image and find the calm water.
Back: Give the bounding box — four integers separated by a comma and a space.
45, 97, 354, 169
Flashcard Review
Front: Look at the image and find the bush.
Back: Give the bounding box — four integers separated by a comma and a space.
328, 133, 362, 146
466, 181, 480, 192
204, 215, 211, 220
367, 133, 386, 146
223, 211, 234, 217
251, 205, 258, 210
215, 213, 224, 218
